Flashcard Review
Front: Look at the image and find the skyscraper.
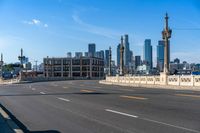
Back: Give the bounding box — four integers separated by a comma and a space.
67, 52, 72, 58
88, 43, 96, 57
144, 39, 153, 69
117, 43, 120, 67
124, 34, 131, 66
135, 55, 141, 69
105, 50, 109, 67
95, 50, 104, 59
157, 40, 164, 71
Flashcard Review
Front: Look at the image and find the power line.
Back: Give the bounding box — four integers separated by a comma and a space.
173, 28, 200, 31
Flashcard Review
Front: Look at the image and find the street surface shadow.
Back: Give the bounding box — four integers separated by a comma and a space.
0, 92, 117, 97
0, 104, 61, 133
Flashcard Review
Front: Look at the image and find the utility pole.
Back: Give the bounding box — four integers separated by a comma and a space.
108, 46, 112, 76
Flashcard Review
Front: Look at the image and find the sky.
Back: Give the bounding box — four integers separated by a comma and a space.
0, 0, 200, 66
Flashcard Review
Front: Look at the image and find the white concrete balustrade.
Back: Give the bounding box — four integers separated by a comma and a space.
105, 75, 200, 87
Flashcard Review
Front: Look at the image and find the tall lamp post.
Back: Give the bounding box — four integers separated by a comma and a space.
160, 13, 172, 85
162, 13, 172, 74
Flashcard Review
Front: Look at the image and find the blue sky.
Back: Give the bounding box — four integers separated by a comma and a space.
0, 0, 200, 66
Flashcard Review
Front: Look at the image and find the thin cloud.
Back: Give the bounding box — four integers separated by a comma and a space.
23, 19, 48, 28
72, 14, 122, 39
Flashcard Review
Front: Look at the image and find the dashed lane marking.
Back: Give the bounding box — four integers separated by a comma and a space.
63, 86, 68, 89
175, 94, 200, 99
80, 89, 94, 93
40, 92, 46, 95
120, 95, 148, 100
105, 109, 200, 133
105, 109, 138, 118
57, 97, 70, 102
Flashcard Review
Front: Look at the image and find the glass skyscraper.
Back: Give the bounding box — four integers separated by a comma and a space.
88, 43, 96, 57
144, 39, 153, 69
124, 34, 131, 67
117, 43, 120, 67
105, 50, 109, 67
157, 40, 164, 71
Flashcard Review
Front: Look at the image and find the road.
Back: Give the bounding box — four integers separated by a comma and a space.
0, 80, 200, 133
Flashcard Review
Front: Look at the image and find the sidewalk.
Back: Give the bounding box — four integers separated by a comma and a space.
0, 106, 24, 133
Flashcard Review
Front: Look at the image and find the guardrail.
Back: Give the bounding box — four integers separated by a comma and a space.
105, 75, 200, 87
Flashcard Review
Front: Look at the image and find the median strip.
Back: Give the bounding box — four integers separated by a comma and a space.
120, 95, 148, 100
105, 109, 138, 118
175, 94, 200, 99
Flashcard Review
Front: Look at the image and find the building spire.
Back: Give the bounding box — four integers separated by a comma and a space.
165, 12, 169, 30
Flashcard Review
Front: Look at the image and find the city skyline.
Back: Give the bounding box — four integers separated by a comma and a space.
1, 0, 200, 65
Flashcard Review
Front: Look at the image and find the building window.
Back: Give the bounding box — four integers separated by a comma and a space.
72, 67, 80, 71
54, 67, 61, 71
72, 72, 80, 77
72, 59, 80, 65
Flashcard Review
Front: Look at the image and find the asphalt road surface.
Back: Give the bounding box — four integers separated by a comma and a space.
0, 80, 200, 133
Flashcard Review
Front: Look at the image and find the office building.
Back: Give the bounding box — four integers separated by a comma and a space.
144, 39, 153, 69
95, 50, 104, 59
117, 44, 120, 67
43, 56, 104, 78
88, 43, 96, 57
135, 56, 141, 69
124, 34, 131, 66
75, 52, 83, 58
157, 40, 164, 71
67, 52, 72, 58
105, 50, 109, 67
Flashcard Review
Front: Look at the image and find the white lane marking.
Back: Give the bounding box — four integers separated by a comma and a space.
141, 117, 200, 133
57, 97, 70, 102
40, 92, 46, 94
63, 86, 68, 89
32, 88, 36, 91
105, 109, 138, 118
105, 109, 200, 133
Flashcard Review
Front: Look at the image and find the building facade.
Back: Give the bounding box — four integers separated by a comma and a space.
105, 49, 109, 68
144, 39, 153, 69
135, 55, 141, 69
124, 34, 131, 67
157, 40, 164, 71
117, 44, 120, 67
43, 56, 104, 78
88, 43, 96, 57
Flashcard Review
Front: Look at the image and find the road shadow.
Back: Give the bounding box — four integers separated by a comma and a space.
0, 104, 61, 133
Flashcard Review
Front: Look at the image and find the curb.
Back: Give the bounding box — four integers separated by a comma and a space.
0, 106, 24, 133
